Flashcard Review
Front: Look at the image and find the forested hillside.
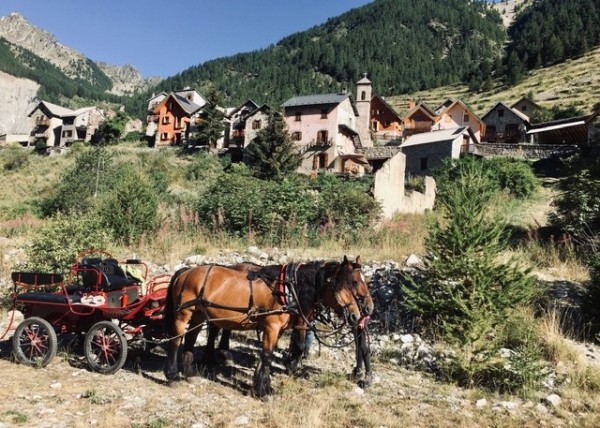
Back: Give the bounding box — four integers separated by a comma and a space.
505, 0, 600, 83
0, 37, 119, 105
127, 0, 505, 116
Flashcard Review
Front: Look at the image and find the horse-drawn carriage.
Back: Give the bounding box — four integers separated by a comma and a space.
10, 250, 170, 374
8, 250, 373, 396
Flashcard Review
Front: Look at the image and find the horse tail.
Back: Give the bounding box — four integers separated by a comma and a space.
164, 267, 189, 337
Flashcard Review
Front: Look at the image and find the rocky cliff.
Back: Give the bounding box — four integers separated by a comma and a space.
0, 71, 38, 135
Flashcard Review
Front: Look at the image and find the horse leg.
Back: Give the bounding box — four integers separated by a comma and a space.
285, 327, 306, 375
198, 324, 220, 378
215, 328, 232, 364
253, 324, 279, 397
164, 313, 191, 382
182, 311, 205, 379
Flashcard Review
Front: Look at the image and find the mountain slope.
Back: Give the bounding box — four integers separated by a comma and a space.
141, 0, 505, 111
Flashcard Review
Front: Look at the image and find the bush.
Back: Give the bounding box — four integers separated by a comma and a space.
37, 147, 114, 216
1, 145, 29, 171
487, 157, 539, 199
435, 157, 539, 200
549, 156, 600, 243
22, 213, 110, 274
95, 164, 159, 245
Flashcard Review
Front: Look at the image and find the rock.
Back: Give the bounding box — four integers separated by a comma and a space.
535, 403, 549, 413
476, 398, 487, 408
234, 415, 249, 425
400, 334, 414, 344
498, 348, 515, 358
49, 382, 61, 389
545, 394, 562, 407
405, 254, 422, 267
353, 386, 366, 395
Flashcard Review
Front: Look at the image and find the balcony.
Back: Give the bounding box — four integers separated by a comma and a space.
35, 118, 50, 126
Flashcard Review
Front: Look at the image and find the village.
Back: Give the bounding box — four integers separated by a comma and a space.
2, 73, 599, 219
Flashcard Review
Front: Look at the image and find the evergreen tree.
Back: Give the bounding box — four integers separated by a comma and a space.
194, 86, 225, 150
244, 113, 302, 180
404, 159, 538, 346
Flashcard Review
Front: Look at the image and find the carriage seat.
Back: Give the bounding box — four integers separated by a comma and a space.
16, 292, 81, 304
80, 258, 140, 292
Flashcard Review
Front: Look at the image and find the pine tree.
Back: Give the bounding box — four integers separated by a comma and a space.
244, 113, 302, 180
195, 86, 225, 150
403, 159, 538, 347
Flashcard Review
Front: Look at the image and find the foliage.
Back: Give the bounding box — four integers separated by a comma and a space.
506, 0, 600, 74
122, 131, 143, 142
1, 146, 29, 171
486, 157, 539, 199
549, 155, 600, 242
404, 159, 539, 346
315, 174, 380, 238
22, 213, 110, 274
126, 0, 505, 116
531, 103, 586, 124
192, 86, 224, 149
95, 112, 129, 145
196, 171, 315, 242
95, 164, 159, 245
37, 147, 114, 216
435, 157, 539, 200
195, 169, 378, 243
244, 113, 302, 180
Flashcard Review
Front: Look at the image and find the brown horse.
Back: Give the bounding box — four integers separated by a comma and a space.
163, 256, 367, 396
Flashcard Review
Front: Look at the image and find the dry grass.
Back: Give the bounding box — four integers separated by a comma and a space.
387, 46, 600, 117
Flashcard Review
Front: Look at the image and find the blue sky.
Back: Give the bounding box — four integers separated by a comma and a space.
0, 0, 373, 78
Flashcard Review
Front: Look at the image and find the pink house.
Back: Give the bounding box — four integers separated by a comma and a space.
282, 76, 375, 176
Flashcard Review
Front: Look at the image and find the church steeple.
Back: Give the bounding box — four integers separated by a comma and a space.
355, 73, 372, 148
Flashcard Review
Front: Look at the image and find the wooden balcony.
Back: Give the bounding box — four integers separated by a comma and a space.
35, 118, 50, 126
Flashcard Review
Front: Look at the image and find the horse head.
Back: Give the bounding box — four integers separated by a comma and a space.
320, 256, 371, 327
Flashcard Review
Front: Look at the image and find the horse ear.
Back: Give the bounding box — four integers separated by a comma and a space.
356, 256, 362, 265
343, 255, 349, 264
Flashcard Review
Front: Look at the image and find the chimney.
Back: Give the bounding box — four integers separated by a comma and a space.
409, 98, 416, 110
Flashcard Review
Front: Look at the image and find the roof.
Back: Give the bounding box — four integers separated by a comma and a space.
511, 97, 541, 110
481, 101, 530, 123
282, 93, 351, 108
401, 127, 468, 148
371, 95, 402, 122
434, 99, 454, 114
155, 93, 203, 116
403, 102, 438, 122
28, 101, 75, 118
356, 75, 371, 85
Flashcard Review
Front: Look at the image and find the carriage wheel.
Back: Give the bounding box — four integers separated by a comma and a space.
84, 321, 128, 375
12, 317, 58, 367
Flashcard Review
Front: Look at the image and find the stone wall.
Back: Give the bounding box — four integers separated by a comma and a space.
473, 143, 579, 159
373, 151, 405, 219
401, 176, 436, 214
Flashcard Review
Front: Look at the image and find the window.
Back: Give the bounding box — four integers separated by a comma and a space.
252, 120, 262, 130
292, 131, 302, 141
162, 116, 170, 124
384, 121, 390, 128
321, 109, 328, 119
62, 130, 72, 138
160, 132, 169, 140
361, 91, 366, 101
295, 112, 302, 122
371, 121, 378, 131
498, 109, 504, 117
521, 105, 527, 112
463, 114, 469, 123
420, 157, 428, 171
317, 130, 328, 144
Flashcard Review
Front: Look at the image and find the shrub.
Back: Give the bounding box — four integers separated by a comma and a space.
37, 147, 114, 216
22, 213, 110, 274
1, 145, 29, 171
95, 164, 159, 245
487, 157, 539, 199
549, 156, 600, 243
